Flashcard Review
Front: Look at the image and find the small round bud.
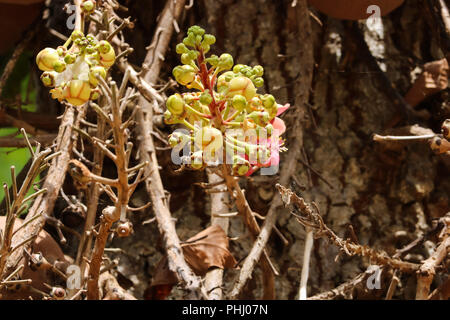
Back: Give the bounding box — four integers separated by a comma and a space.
441, 119, 450, 140
181, 53, 192, 65
71, 30, 84, 41
81, 0, 95, 14
64, 54, 76, 64
227, 76, 257, 101
262, 94, 276, 110
203, 34, 216, 45
199, 91, 213, 105
176, 43, 189, 54
233, 64, 245, 73
231, 94, 247, 112
53, 60, 66, 73
56, 46, 67, 57
166, 94, 185, 115
40, 72, 56, 87
36, 48, 60, 71
206, 55, 219, 66
248, 111, 269, 126
201, 43, 210, 53
90, 87, 101, 100
183, 36, 195, 47
117, 220, 133, 237
88, 66, 106, 87
232, 156, 250, 176
188, 25, 205, 36
253, 77, 264, 87
172, 65, 196, 86
218, 53, 234, 71
253, 65, 264, 77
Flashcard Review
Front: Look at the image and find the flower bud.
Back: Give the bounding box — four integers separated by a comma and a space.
50, 287, 66, 300
71, 30, 84, 41
98, 40, 115, 68
63, 80, 92, 106
206, 55, 219, 66
231, 94, 247, 112
56, 46, 67, 57
227, 76, 257, 101
253, 77, 264, 87
183, 35, 195, 47
90, 87, 101, 100
166, 93, 185, 115
40, 72, 56, 87
36, 48, 60, 71
194, 127, 223, 158
64, 54, 76, 64
248, 111, 269, 126
218, 53, 234, 71
173, 65, 196, 86
176, 43, 189, 54
232, 155, 250, 175
188, 25, 205, 36
88, 66, 106, 87
53, 60, 66, 73
203, 34, 216, 45
181, 53, 192, 64
233, 64, 245, 74
253, 65, 264, 77
199, 91, 213, 105
81, 0, 95, 14
261, 94, 276, 110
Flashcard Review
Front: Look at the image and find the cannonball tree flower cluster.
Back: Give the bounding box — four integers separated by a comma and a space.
35, 28, 115, 106
165, 25, 288, 176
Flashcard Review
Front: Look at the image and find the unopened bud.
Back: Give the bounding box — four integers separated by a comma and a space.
166, 93, 185, 115
36, 48, 60, 71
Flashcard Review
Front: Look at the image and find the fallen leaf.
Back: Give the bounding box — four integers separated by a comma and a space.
145, 225, 236, 299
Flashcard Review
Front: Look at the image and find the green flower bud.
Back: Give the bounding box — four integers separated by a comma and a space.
90, 88, 101, 100
172, 65, 196, 86
181, 53, 192, 64
201, 43, 210, 53
261, 94, 276, 110
164, 110, 179, 124
253, 65, 264, 77
56, 46, 67, 56
233, 64, 245, 73
166, 93, 185, 115
203, 34, 216, 45
232, 156, 250, 176
64, 54, 76, 64
71, 30, 84, 40
248, 111, 269, 126
199, 91, 213, 105
188, 25, 205, 36
265, 123, 273, 136
176, 43, 189, 54
86, 46, 96, 54
89, 66, 107, 87
218, 53, 234, 71
231, 94, 247, 112
53, 60, 67, 73
253, 77, 264, 87
81, 0, 95, 14
217, 71, 234, 93
98, 40, 111, 54
183, 35, 195, 47
40, 72, 56, 87
188, 50, 198, 60
206, 55, 219, 66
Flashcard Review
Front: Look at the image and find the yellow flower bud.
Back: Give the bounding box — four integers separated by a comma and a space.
88, 66, 106, 87
173, 65, 196, 86
166, 93, 185, 115
36, 48, 60, 71
227, 76, 257, 101
98, 40, 116, 68
40, 72, 57, 87
63, 80, 92, 106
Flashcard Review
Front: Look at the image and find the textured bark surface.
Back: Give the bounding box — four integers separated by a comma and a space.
4, 0, 446, 300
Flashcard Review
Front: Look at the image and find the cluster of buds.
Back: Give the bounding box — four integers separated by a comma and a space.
36, 28, 115, 106
165, 26, 288, 176
430, 119, 450, 154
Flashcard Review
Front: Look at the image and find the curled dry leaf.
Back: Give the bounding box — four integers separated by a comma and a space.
145, 225, 236, 299
0, 216, 72, 299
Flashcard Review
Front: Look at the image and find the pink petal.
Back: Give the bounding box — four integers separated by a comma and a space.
276, 103, 290, 116
272, 117, 286, 135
